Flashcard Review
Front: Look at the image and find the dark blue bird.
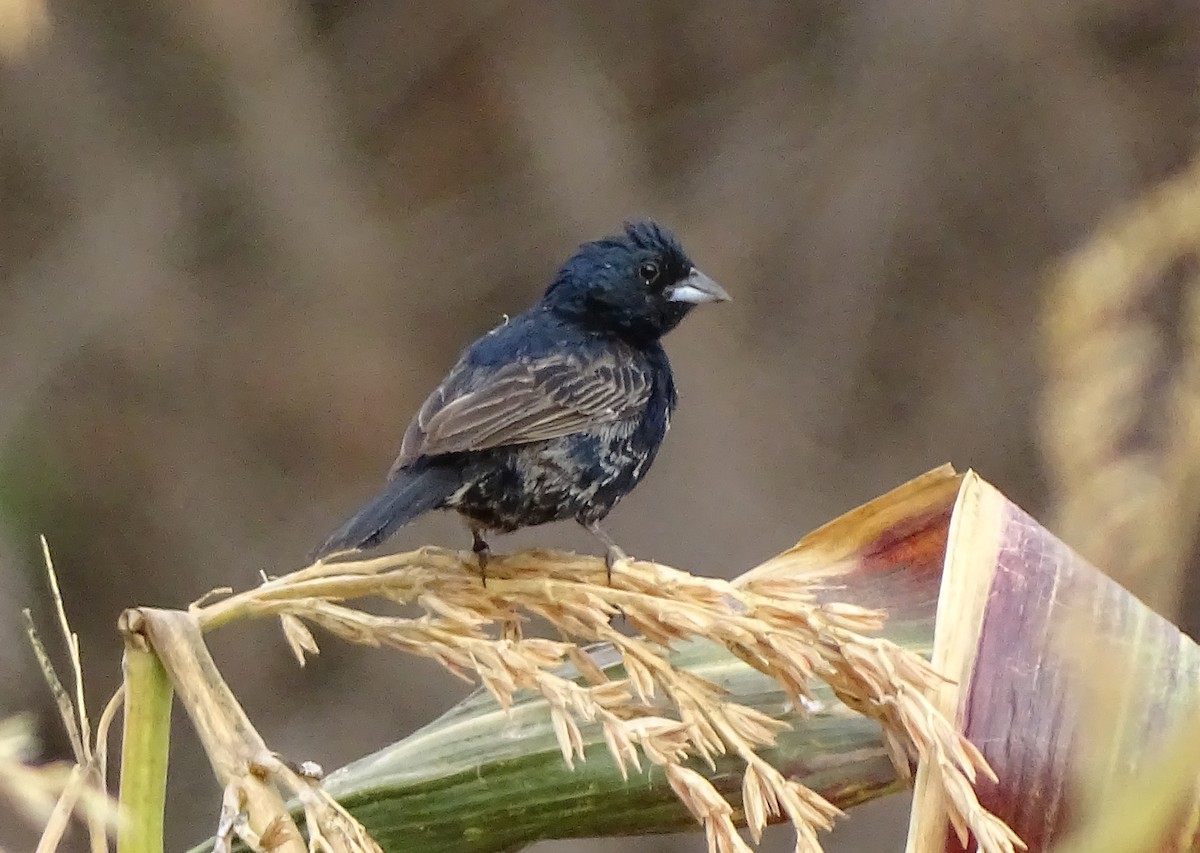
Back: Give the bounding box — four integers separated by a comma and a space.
312, 221, 730, 574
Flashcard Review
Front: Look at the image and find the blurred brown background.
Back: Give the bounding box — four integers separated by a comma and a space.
3, 0, 1200, 850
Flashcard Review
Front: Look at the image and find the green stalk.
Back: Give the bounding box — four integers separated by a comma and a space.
117, 641, 173, 853
320, 641, 911, 853
187, 638, 916, 853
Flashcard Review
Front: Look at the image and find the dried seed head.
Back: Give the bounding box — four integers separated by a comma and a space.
195, 547, 1022, 853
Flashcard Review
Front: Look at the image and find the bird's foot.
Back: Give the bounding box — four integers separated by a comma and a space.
581, 519, 629, 586
604, 544, 629, 585
471, 527, 492, 586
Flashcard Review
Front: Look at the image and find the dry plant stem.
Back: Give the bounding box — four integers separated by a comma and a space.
1042, 154, 1200, 616
37, 766, 90, 853
23, 609, 86, 763
94, 686, 126, 801
41, 535, 93, 759
21, 538, 119, 853
118, 608, 306, 853
0, 715, 70, 826
117, 636, 173, 853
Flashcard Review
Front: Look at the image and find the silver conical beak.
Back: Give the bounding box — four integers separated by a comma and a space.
666, 268, 731, 304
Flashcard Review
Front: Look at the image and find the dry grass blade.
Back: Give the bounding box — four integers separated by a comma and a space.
280, 613, 320, 665
40, 537, 93, 760
193, 546, 1022, 853
0, 719, 113, 853
16, 539, 119, 853
22, 608, 85, 762
34, 766, 88, 853
0, 714, 72, 823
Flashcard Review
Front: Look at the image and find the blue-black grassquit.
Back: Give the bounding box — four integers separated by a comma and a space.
312, 221, 729, 571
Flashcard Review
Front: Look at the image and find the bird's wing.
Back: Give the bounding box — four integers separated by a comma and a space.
391, 349, 650, 471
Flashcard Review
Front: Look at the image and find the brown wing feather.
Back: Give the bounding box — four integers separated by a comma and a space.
390, 351, 650, 473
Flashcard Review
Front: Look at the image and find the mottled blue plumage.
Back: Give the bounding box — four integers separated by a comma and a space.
446, 336, 675, 532
313, 220, 729, 570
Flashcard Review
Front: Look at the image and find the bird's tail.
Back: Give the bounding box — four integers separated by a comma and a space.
310, 463, 461, 561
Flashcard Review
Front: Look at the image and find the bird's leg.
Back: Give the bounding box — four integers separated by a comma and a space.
468, 522, 491, 585
581, 519, 628, 585
468, 521, 519, 635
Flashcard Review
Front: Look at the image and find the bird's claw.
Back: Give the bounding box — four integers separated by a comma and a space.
471, 528, 492, 586
604, 545, 629, 585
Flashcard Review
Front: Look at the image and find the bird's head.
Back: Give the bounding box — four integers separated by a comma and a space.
542, 221, 730, 343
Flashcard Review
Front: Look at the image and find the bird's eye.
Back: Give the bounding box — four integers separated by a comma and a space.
638, 260, 661, 285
